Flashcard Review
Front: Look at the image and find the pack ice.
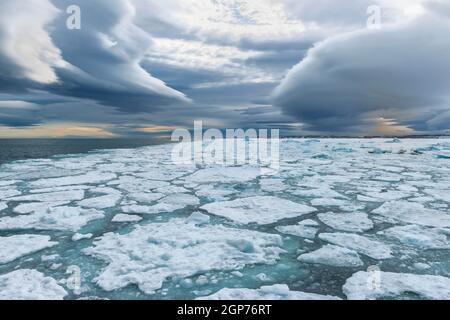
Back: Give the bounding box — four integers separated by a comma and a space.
0, 138, 449, 300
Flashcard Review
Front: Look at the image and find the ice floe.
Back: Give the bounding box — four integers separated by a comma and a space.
111, 214, 143, 223
343, 271, 450, 300
0, 269, 67, 300
378, 225, 450, 249
298, 244, 363, 267
275, 219, 319, 239
318, 212, 373, 233
83, 218, 284, 294
199, 284, 340, 300
201, 196, 316, 225
0, 235, 57, 264
319, 233, 392, 259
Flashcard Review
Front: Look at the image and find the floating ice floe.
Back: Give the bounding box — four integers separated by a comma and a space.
201, 196, 316, 225
0, 269, 67, 300
0, 202, 7, 212
318, 212, 373, 233
378, 225, 450, 249
259, 179, 288, 192
343, 271, 450, 300
372, 201, 450, 228
298, 244, 363, 267
0, 235, 57, 264
30, 171, 116, 188
319, 233, 392, 260
13, 202, 69, 214
198, 284, 340, 300
6, 190, 85, 202
72, 233, 93, 241
185, 212, 210, 226
111, 214, 143, 223
0, 206, 104, 231
275, 219, 319, 239
83, 218, 284, 294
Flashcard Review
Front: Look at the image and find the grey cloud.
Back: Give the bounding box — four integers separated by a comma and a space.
272, 12, 450, 133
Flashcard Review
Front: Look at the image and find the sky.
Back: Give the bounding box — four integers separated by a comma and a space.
0, 0, 449, 138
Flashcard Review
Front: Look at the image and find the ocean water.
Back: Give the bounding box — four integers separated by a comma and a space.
0, 138, 169, 165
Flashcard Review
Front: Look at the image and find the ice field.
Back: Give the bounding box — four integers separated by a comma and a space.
0, 138, 450, 300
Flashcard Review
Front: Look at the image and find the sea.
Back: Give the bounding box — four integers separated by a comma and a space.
0, 138, 169, 165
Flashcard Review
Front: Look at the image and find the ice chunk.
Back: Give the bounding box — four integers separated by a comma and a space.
298, 245, 363, 267
127, 192, 165, 203
78, 193, 121, 209
0, 206, 104, 231
318, 212, 373, 233
311, 198, 349, 207
343, 271, 450, 300
275, 219, 319, 239
0, 269, 67, 300
72, 233, 93, 241
319, 233, 392, 259
195, 185, 234, 201
201, 196, 316, 225
0, 235, 57, 264
372, 201, 450, 228
111, 214, 143, 223
0, 202, 7, 212
290, 187, 347, 199
83, 218, 284, 294
198, 284, 340, 300
378, 225, 450, 249
0, 187, 21, 198
185, 212, 210, 225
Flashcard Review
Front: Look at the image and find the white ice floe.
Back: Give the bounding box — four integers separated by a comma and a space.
198, 284, 340, 300
378, 225, 450, 249
372, 201, 450, 228
194, 185, 234, 201
0, 206, 104, 231
111, 214, 143, 223
0, 202, 7, 212
298, 245, 363, 267
275, 219, 319, 239
78, 193, 121, 209
127, 192, 165, 203
310, 198, 349, 207
318, 212, 373, 233
6, 190, 85, 202
83, 218, 284, 294
0, 269, 67, 300
201, 196, 316, 225
343, 271, 450, 300
72, 233, 93, 241
319, 233, 392, 260
0, 235, 57, 264
290, 187, 347, 199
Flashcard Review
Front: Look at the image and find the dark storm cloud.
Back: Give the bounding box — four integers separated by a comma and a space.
272, 11, 450, 133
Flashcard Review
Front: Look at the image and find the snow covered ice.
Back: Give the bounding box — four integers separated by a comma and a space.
0, 138, 450, 300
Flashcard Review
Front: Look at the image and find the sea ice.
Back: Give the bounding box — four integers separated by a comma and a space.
319, 233, 392, 259
0, 206, 104, 231
6, 190, 85, 202
84, 218, 284, 294
372, 201, 450, 228
378, 225, 450, 249
275, 219, 319, 239
318, 212, 373, 233
201, 196, 316, 225
198, 284, 340, 300
298, 244, 363, 267
0, 269, 67, 300
0, 235, 57, 264
111, 214, 143, 223
343, 271, 450, 300
184, 166, 261, 184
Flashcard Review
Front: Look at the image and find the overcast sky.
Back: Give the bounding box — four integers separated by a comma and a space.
0, 0, 449, 137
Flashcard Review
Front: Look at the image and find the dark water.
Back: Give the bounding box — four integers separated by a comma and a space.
0, 138, 169, 165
